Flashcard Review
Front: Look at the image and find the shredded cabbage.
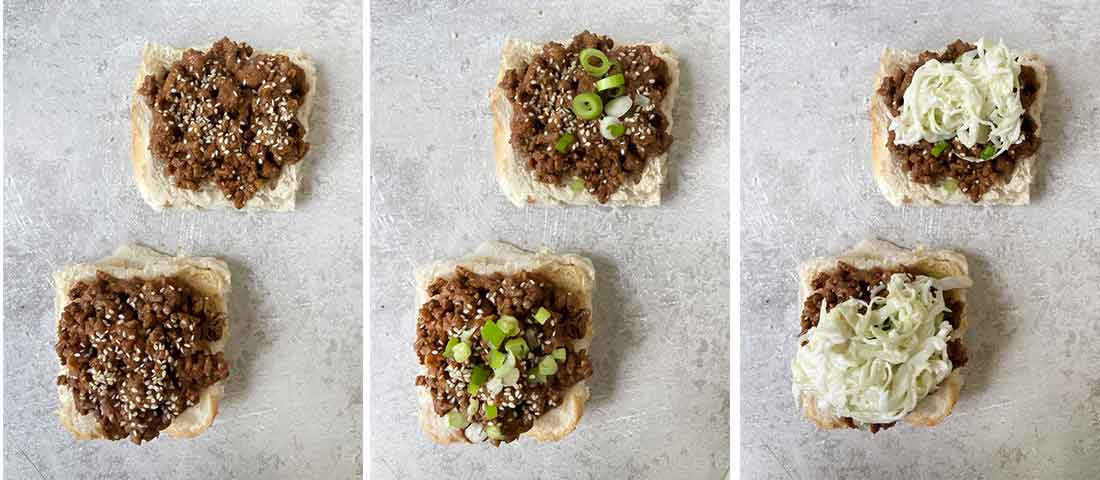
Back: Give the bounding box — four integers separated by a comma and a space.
890, 38, 1025, 162
791, 273, 969, 424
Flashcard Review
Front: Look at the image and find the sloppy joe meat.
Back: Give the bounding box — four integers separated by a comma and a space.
55, 271, 229, 444
138, 37, 310, 209
499, 31, 672, 203
876, 40, 1042, 202
415, 267, 593, 444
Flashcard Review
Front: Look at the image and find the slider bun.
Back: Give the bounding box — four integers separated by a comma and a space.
414, 241, 594, 443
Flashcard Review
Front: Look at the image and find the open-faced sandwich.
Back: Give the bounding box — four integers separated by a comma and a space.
491, 31, 679, 207
791, 239, 972, 432
414, 241, 594, 444
55, 245, 230, 443
871, 38, 1047, 205
132, 37, 316, 211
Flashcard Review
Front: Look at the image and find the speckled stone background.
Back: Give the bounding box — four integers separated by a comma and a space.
3, 1, 362, 478
742, 1, 1100, 479
370, 0, 729, 478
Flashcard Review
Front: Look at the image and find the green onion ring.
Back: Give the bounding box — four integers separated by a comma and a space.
931, 140, 948, 157
497, 315, 520, 337
608, 123, 626, 138
579, 48, 611, 76
538, 356, 559, 376
442, 337, 460, 358
452, 342, 471, 363
570, 177, 585, 193
533, 307, 552, 324
505, 337, 529, 358
489, 350, 507, 370
447, 410, 468, 428
596, 73, 625, 92
467, 365, 489, 395
606, 59, 623, 76
572, 92, 603, 120
555, 132, 576, 153
980, 144, 996, 160
480, 319, 506, 350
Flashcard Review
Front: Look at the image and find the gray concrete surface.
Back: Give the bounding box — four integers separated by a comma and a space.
370, 1, 729, 478
3, 1, 362, 478
742, 1, 1100, 479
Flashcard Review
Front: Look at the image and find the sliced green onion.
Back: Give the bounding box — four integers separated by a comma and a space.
505, 337, 529, 358
485, 376, 504, 395
931, 140, 948, 157
460, 330, 475, 343
596, 73, 625, 92
468, 365, 489, 395
572, 92, 603, 120
467, 399, 480, 418
943, 178, 959, 193
497, 315, 520, 337
600, 116, 624, 140
533, 307, 551, 325
552, 347, 567, 362
490, 350, 507, 370
452, 342, 471, 363
529, 372, 547, 384
447, 409, 469, 429
980, 144, 996, 160
485, 404, 498, 420
480, 319, 506, 350
538, 356, 559, 376
442, 337, 460, 358
605, 96, 633, 118
570, 177, 585, 193
606, 59, 623, 76
485, 424, 504, 440
579, 48, 611, 76
499, 365, 520, 386
555, 132, 575, 153
608, 123, 625, 138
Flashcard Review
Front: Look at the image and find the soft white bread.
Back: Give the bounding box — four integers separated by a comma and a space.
490, 39, 679, 207
413, 241, 595, 443
55, 244, 231, 440
131, 42, 316, 211
796, 239, 970, 429
870, 47, 1047, 206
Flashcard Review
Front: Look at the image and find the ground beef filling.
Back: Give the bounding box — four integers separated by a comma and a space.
799, 262, 967, 432
415, 267, 593, 444
499, 31, 672, 203
877, 40, 1041, 202
55, 271, 229, 444
139, 37, 310, 208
